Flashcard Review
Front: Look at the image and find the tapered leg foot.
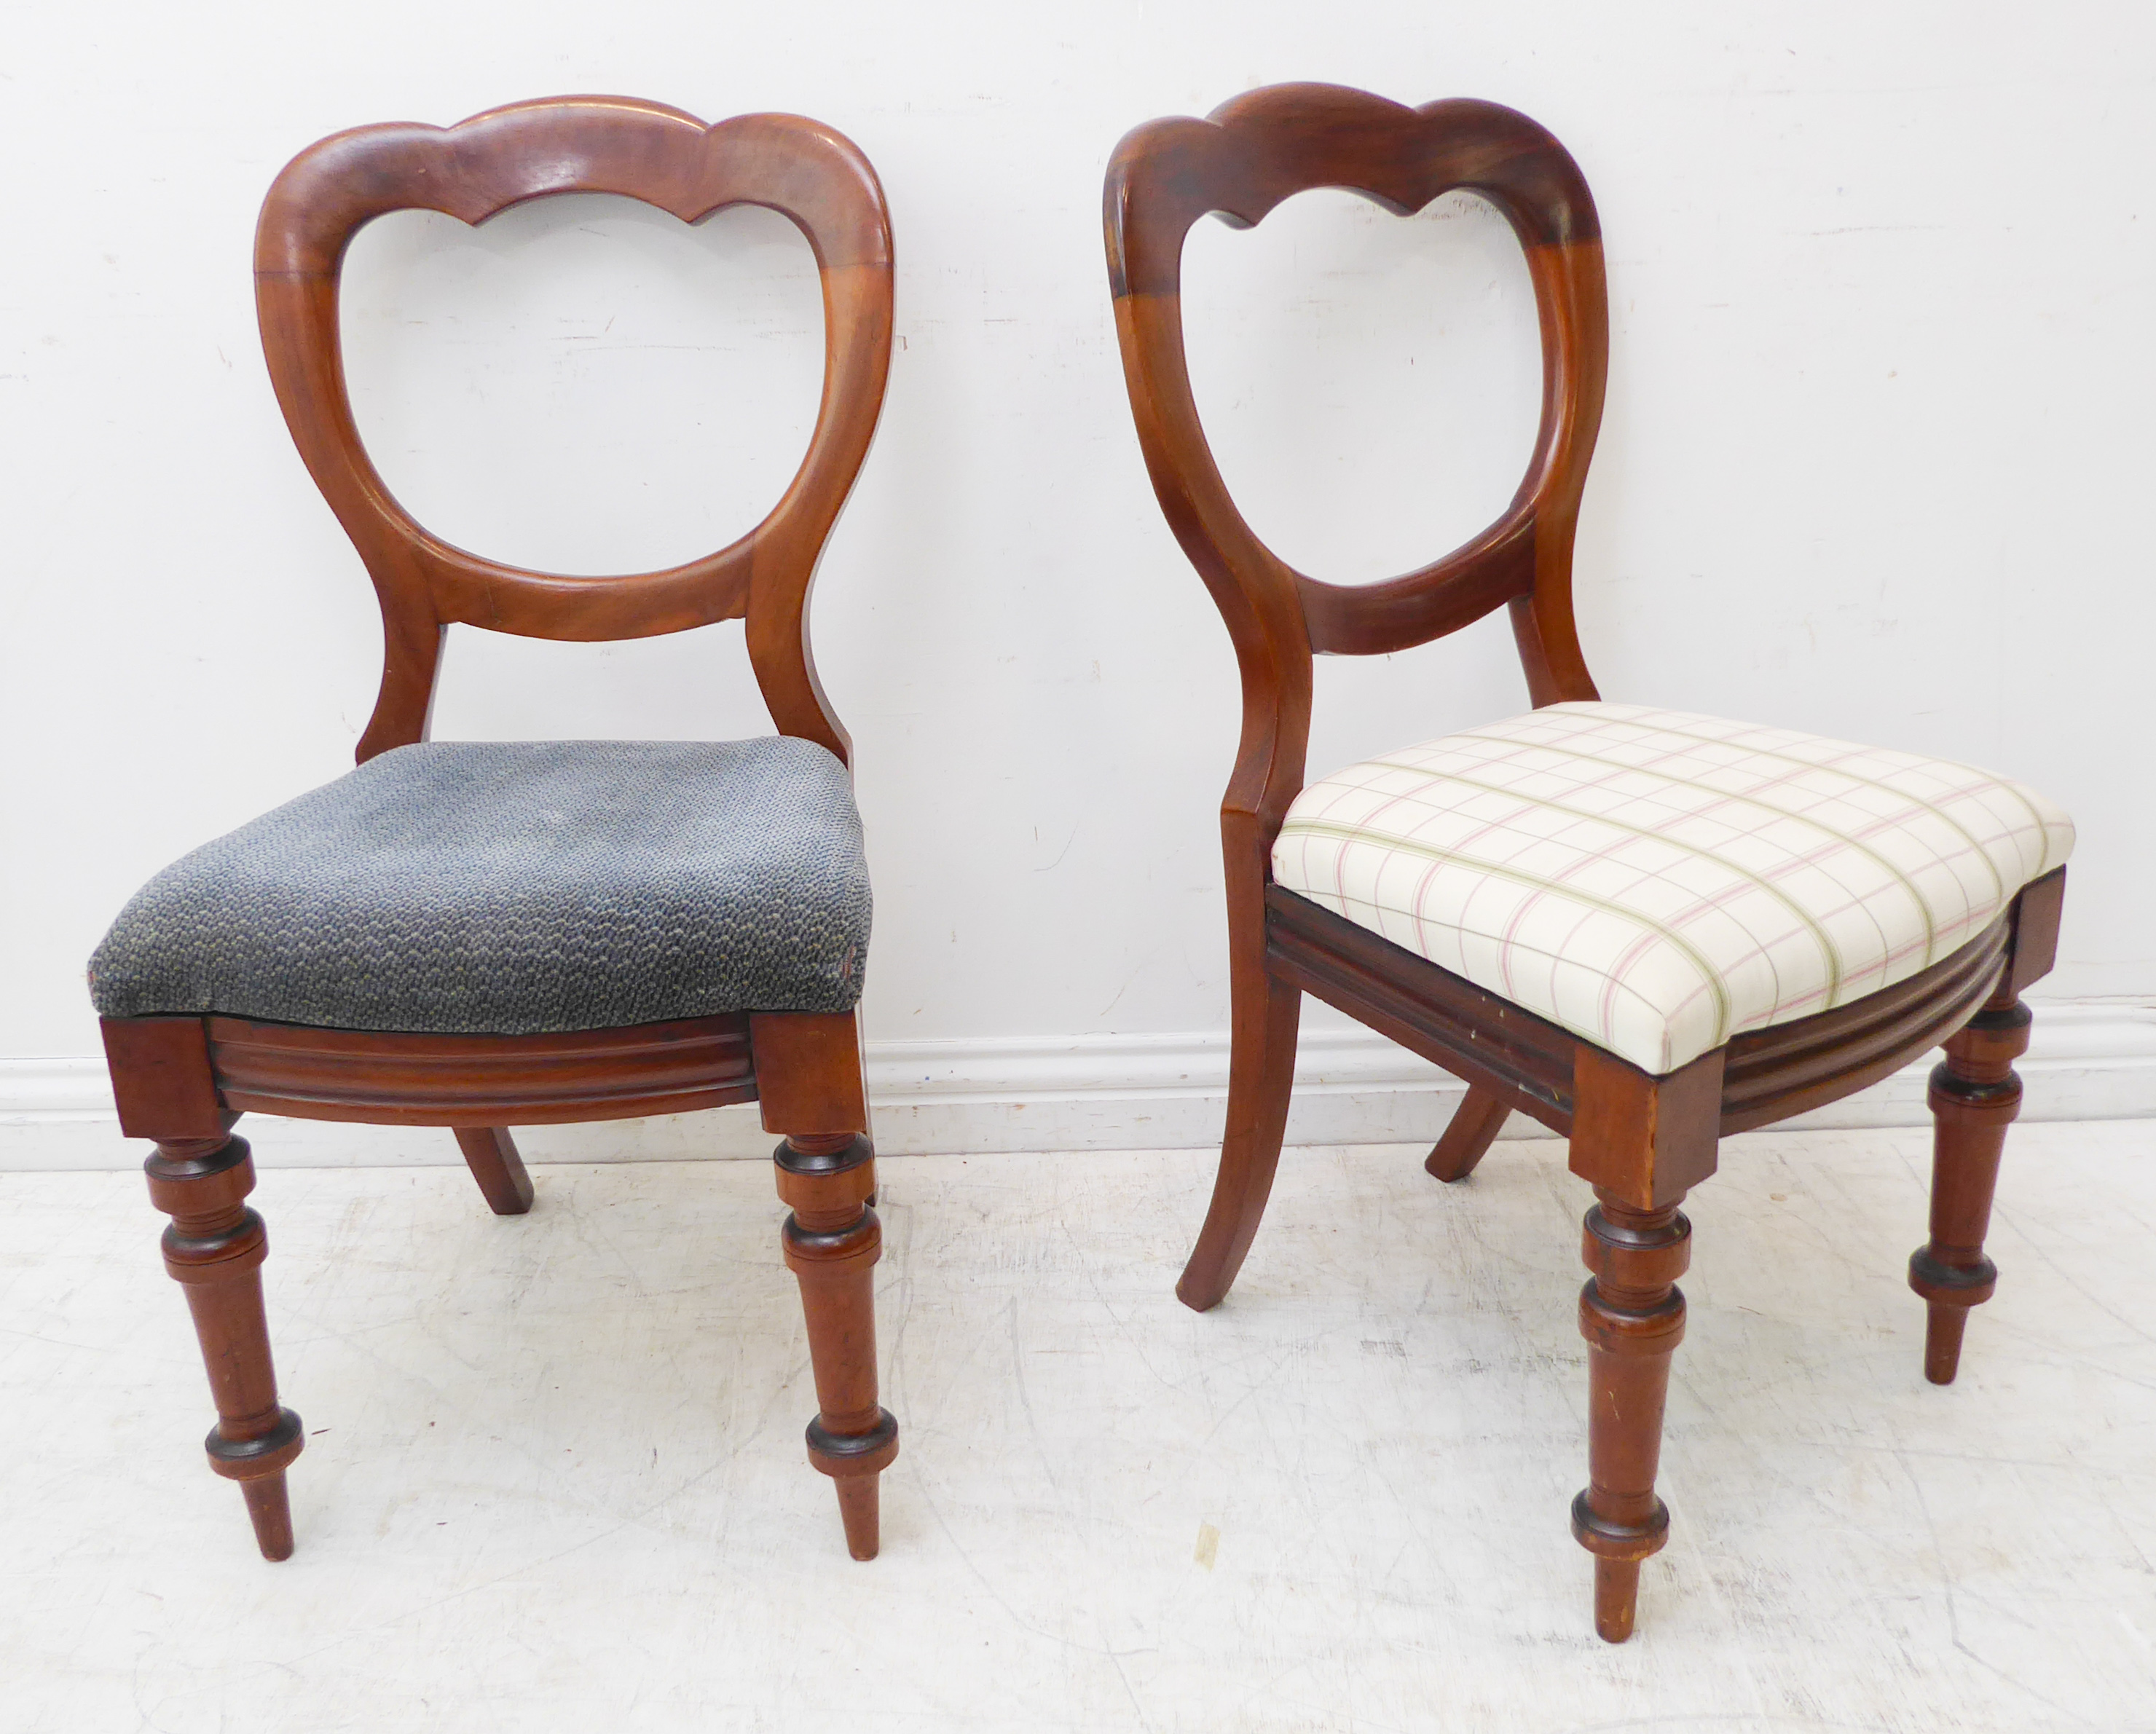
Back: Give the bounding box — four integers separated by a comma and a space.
1910, 993, 2028, 1384
148, 1134, 304, 1560
1179, 974, 1300, 1311
831, 1459, 885, 1561
1921, 1303, 1972, 1387
1424, 1086, 1509, 1182
1592, 1557, 1641, 1644
239, 1470, 296, 1561
1573, 1191, 1689, 1643
776, 1134, 895, 1559
453, 1126, 534, 1215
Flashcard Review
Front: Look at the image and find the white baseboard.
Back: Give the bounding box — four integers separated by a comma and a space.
4, 1001, 2152, 1171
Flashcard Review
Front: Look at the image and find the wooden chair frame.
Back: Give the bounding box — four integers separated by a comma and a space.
100, 96, 899, 1563
1103, 82, 2066, 1641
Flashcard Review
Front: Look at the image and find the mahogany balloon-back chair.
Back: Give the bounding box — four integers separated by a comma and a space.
1103, 83, 2074, 1640
89, 98, 900, 1562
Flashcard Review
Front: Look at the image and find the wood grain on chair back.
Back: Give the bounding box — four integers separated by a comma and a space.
256, 96, 894, 765
1104, 83, 1608, 850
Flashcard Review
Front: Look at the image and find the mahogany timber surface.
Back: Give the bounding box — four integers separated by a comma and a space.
255, 95, 894, 764
205, 1013, 756, 1127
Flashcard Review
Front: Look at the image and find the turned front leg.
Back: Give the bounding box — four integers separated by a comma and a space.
1911, 991, 2031, 1383
1573, 1191, 1689, 1643
146, 1135, 304, 1560
776, 1133, 897, 1559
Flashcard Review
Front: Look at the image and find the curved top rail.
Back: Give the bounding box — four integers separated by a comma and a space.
256, 95, 894, 762
1106, 84, 1597, 300
1104, 83, 1606, 687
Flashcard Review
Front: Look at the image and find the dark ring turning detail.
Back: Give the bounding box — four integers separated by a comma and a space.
1569, 1490, 1670, 1561
773, 1134, 874, 1178
205, 1406, 305, 1473
806, 1409, 899, 1462
1908, 1248, 1998, 1295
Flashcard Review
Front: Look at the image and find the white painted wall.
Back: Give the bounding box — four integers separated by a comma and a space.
4, 2, 2152, 1154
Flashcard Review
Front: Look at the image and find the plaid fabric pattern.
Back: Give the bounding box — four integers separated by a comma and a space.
1272, 704, 2074, 1075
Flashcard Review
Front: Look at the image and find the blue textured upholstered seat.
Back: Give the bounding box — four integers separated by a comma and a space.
88, 737, 870, 1034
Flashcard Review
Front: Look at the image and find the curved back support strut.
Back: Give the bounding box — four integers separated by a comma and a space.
256, 95, 894, 763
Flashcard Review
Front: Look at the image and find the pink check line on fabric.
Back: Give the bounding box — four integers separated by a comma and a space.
1359, 768, 1926, 994
1591, 864, 1827, 1056
1573, 741, 2018, 1026
1667, 781, 1934, 965
1622, 744, 1997, 946
1626, 718, 2023, 888
1336, 739, 1598, 967
1480, 789, 1704, 1033
1440, 725, 1948, 919
1361, 749, 1819, 1049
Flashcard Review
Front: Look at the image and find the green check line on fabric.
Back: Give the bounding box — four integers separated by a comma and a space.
1275, 816, 1735, 1050
1354, 754, 1852, 1008
1423, 729, 1949, 969
1546, 708, 2029, 913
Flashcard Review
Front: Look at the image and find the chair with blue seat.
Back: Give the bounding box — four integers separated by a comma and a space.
1102, 82, 2074, 1642
90, 95, 900, 1564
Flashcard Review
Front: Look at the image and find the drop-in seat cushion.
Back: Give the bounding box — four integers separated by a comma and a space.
90, 737, 870, 1034
1272, 703, 2074, 1076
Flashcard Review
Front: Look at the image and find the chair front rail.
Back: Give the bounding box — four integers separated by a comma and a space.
202, 1012, 758, 1127
1718, 922, 2012, 1132
1263, 882, 2047, 1141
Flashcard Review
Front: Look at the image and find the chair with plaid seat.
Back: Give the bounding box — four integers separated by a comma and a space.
1102, 83, 2073, 1642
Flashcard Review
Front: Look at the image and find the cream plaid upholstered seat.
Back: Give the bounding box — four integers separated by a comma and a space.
1272, 704, 2075, 1075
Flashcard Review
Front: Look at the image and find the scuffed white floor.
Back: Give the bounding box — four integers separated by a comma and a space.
4, 1124, 2152, 1733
